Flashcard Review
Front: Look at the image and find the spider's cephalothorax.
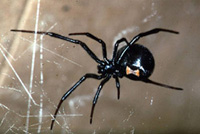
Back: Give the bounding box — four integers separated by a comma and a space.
97, 60, 114, 75
97, 59, 121, 79
11, 28, 183, 130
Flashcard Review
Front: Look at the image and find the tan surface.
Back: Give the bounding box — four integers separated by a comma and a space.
0, 0, 200, 133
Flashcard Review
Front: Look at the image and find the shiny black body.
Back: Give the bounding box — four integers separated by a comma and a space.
11, 28, 183, 130
116, 44, 155, 80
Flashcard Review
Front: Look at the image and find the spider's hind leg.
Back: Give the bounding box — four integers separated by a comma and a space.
117, 28, 179, 64
143, 79, 183, 90
129, 28, 179, 45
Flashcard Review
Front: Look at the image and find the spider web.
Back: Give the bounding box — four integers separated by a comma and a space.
0, 0, 84, 133
0, 0, 189, 133
0, 1, 158, 133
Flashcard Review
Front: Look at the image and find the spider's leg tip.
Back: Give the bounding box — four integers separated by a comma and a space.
175, 31, 179, 34
171, 86, 183, 90
117, 96, 120, 100
68, 33, 77, 36
10, 29, 17, 32
90, 118, 93, 124
178, 87, 183, 90
50, 124, 53, 130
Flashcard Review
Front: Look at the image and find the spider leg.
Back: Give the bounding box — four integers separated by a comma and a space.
143, 79, 183, 90
69, 32, 108, 62
130, 28, 179, 45
112, 38, 129, 63
10, 29, 102, 64
50, 73, 103, 130
117, 28, 179, 64
90, 75, 111, 124
115, 77, 120, 99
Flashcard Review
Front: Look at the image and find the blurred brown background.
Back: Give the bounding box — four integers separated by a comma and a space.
0, 0, 200, 133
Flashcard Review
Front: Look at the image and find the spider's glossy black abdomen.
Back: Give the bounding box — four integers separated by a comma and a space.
116, 44, 155, 80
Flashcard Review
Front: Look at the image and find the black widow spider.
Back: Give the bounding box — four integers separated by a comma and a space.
11, 28, 183, 130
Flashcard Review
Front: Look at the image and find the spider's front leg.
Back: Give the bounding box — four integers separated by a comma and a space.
10, 29, 102, 64
69, 32, 108, 62
50, 73, 102, 130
